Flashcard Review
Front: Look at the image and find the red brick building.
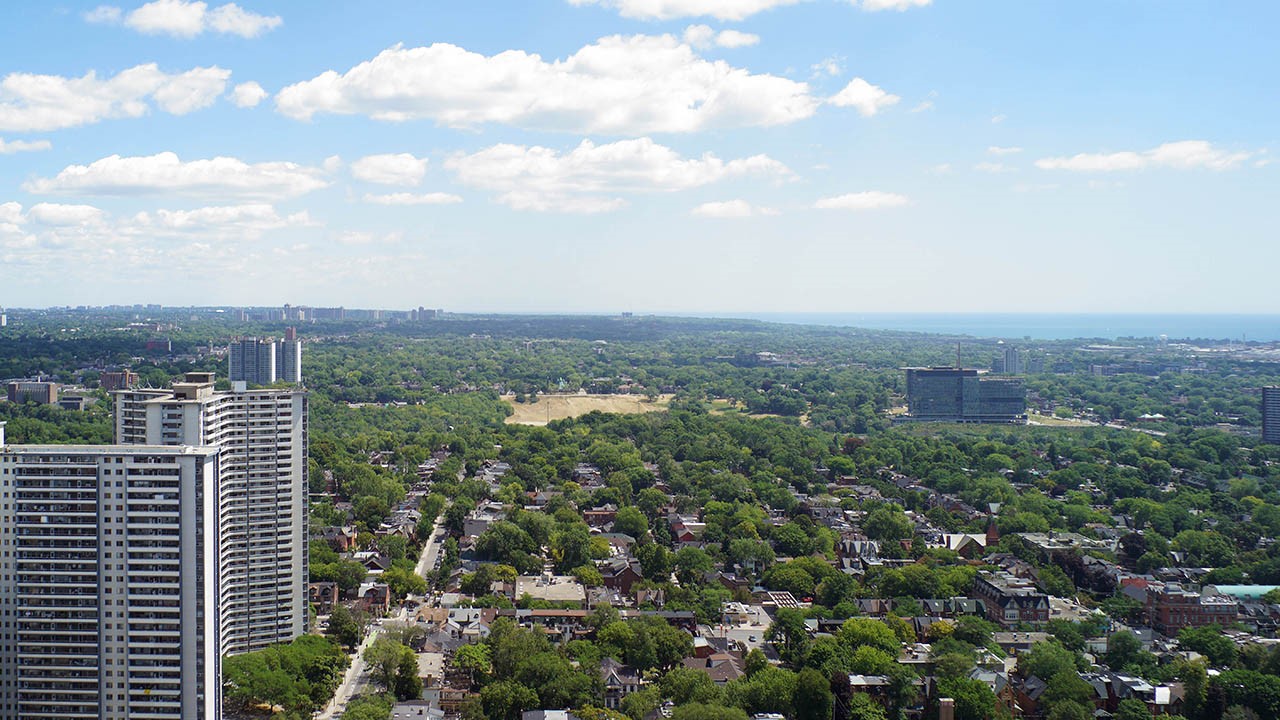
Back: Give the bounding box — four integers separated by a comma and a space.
1145, 583, 1236, 635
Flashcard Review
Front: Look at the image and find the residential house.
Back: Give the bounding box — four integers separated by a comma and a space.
601, 657, 643, 710
358, 582, 393, 615
972, 571, 1049, 628
682, 654, 744, 684
322, 525, 359, 552
602, 557, 645, 595
309, 582, 340, 615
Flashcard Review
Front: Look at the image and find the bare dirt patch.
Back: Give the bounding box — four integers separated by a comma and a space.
503, 394, 673, 425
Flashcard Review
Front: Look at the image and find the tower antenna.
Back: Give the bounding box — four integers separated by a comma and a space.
956, 341, 961, 369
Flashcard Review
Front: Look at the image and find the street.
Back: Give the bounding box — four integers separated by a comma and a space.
316, 515, 444, 719
415, 514, 447, 581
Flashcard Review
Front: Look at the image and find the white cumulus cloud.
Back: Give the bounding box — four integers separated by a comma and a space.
275, 34, 818, 135
151, 67, 234, 114
111, 0, 282, 38
988, 145, 1022, 155
0, 63, 230, 132
27, 203, 107, 226
1036, 140, 1254, 172
682, 26, 761, 48
828, 77, 899, 116
0, 200, 313, 257
230, 81, 267, 108
691, 199, 778, 217
857, 0, 931, 11
363, 192, 463, 206
814, 191, 908, 210
0, 138, 51, 154
445, 137, 791, 213
24, 152, 330, 200
350, 153, 430, 186
568, 0, 802, 20
130, 203, 312, 237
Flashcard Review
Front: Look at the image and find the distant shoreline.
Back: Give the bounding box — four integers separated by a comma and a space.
673, 312, 1280, 342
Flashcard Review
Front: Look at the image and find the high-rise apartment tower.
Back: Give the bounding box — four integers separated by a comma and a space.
115, 373, 308, 655
1264, 386, 1280, 445
228, 331, 302, 385
0, 423, 221, 719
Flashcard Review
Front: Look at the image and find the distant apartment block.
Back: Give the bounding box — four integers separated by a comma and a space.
7, 381, 57, 405
0, 425, 220, 719
228, 337, 276, 385
972, 571, 1049, 627
992, 346, 1024, 375
99, 370, 140, 392
115, 372, 308, 655
279, 327, 302, 383
228, 329, 302, 385
903, 367, 1026, 423
1264, 386, 1280, 445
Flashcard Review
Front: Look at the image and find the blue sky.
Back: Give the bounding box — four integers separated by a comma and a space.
0, 1, 1276, 313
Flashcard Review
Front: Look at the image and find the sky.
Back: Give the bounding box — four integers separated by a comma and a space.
0, 1, 1277, 314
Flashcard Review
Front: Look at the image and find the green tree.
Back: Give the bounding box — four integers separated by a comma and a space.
364, 637, 413, 694
343, 694, 394, 720
614, 506, 649, 540
661, 665, 724, 705
936, 677, 997, 720
674, 547, 715, 587
1104, 631, 1145, 672
383, 566, 428, 598
621, 687, 663, 720
794, 668, 833, 720
395, 647, 424, 700
480, 680, 539, 720
838, 617, 901, 656
669, 704, 749, 720
1020, 642, 1080, 680
863, 506, 913, 541
766, 607, 811, 667
725, 666, 797, 715
455, 643, 492, 687
1114, 698, 1151, 720
327, 603, 365, 649
847, 694, 888, 720
1179, 626, 1237, 667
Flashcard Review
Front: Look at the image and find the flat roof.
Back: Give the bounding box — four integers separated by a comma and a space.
2, 444, 218, 454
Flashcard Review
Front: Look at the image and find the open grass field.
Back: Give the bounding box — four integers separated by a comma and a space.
503, 393, 673, 425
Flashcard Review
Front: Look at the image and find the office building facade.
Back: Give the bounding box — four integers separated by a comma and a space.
0, 425, 220, 719
1264, 386, 1280, 445
903, 367, 1026, 423
115, 373, 308, 655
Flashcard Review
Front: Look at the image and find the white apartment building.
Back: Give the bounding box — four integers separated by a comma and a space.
115, 372, 308, 656
0, 423, 220, 719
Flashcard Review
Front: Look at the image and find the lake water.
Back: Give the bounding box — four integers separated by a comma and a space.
720, 313, 1280, 342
